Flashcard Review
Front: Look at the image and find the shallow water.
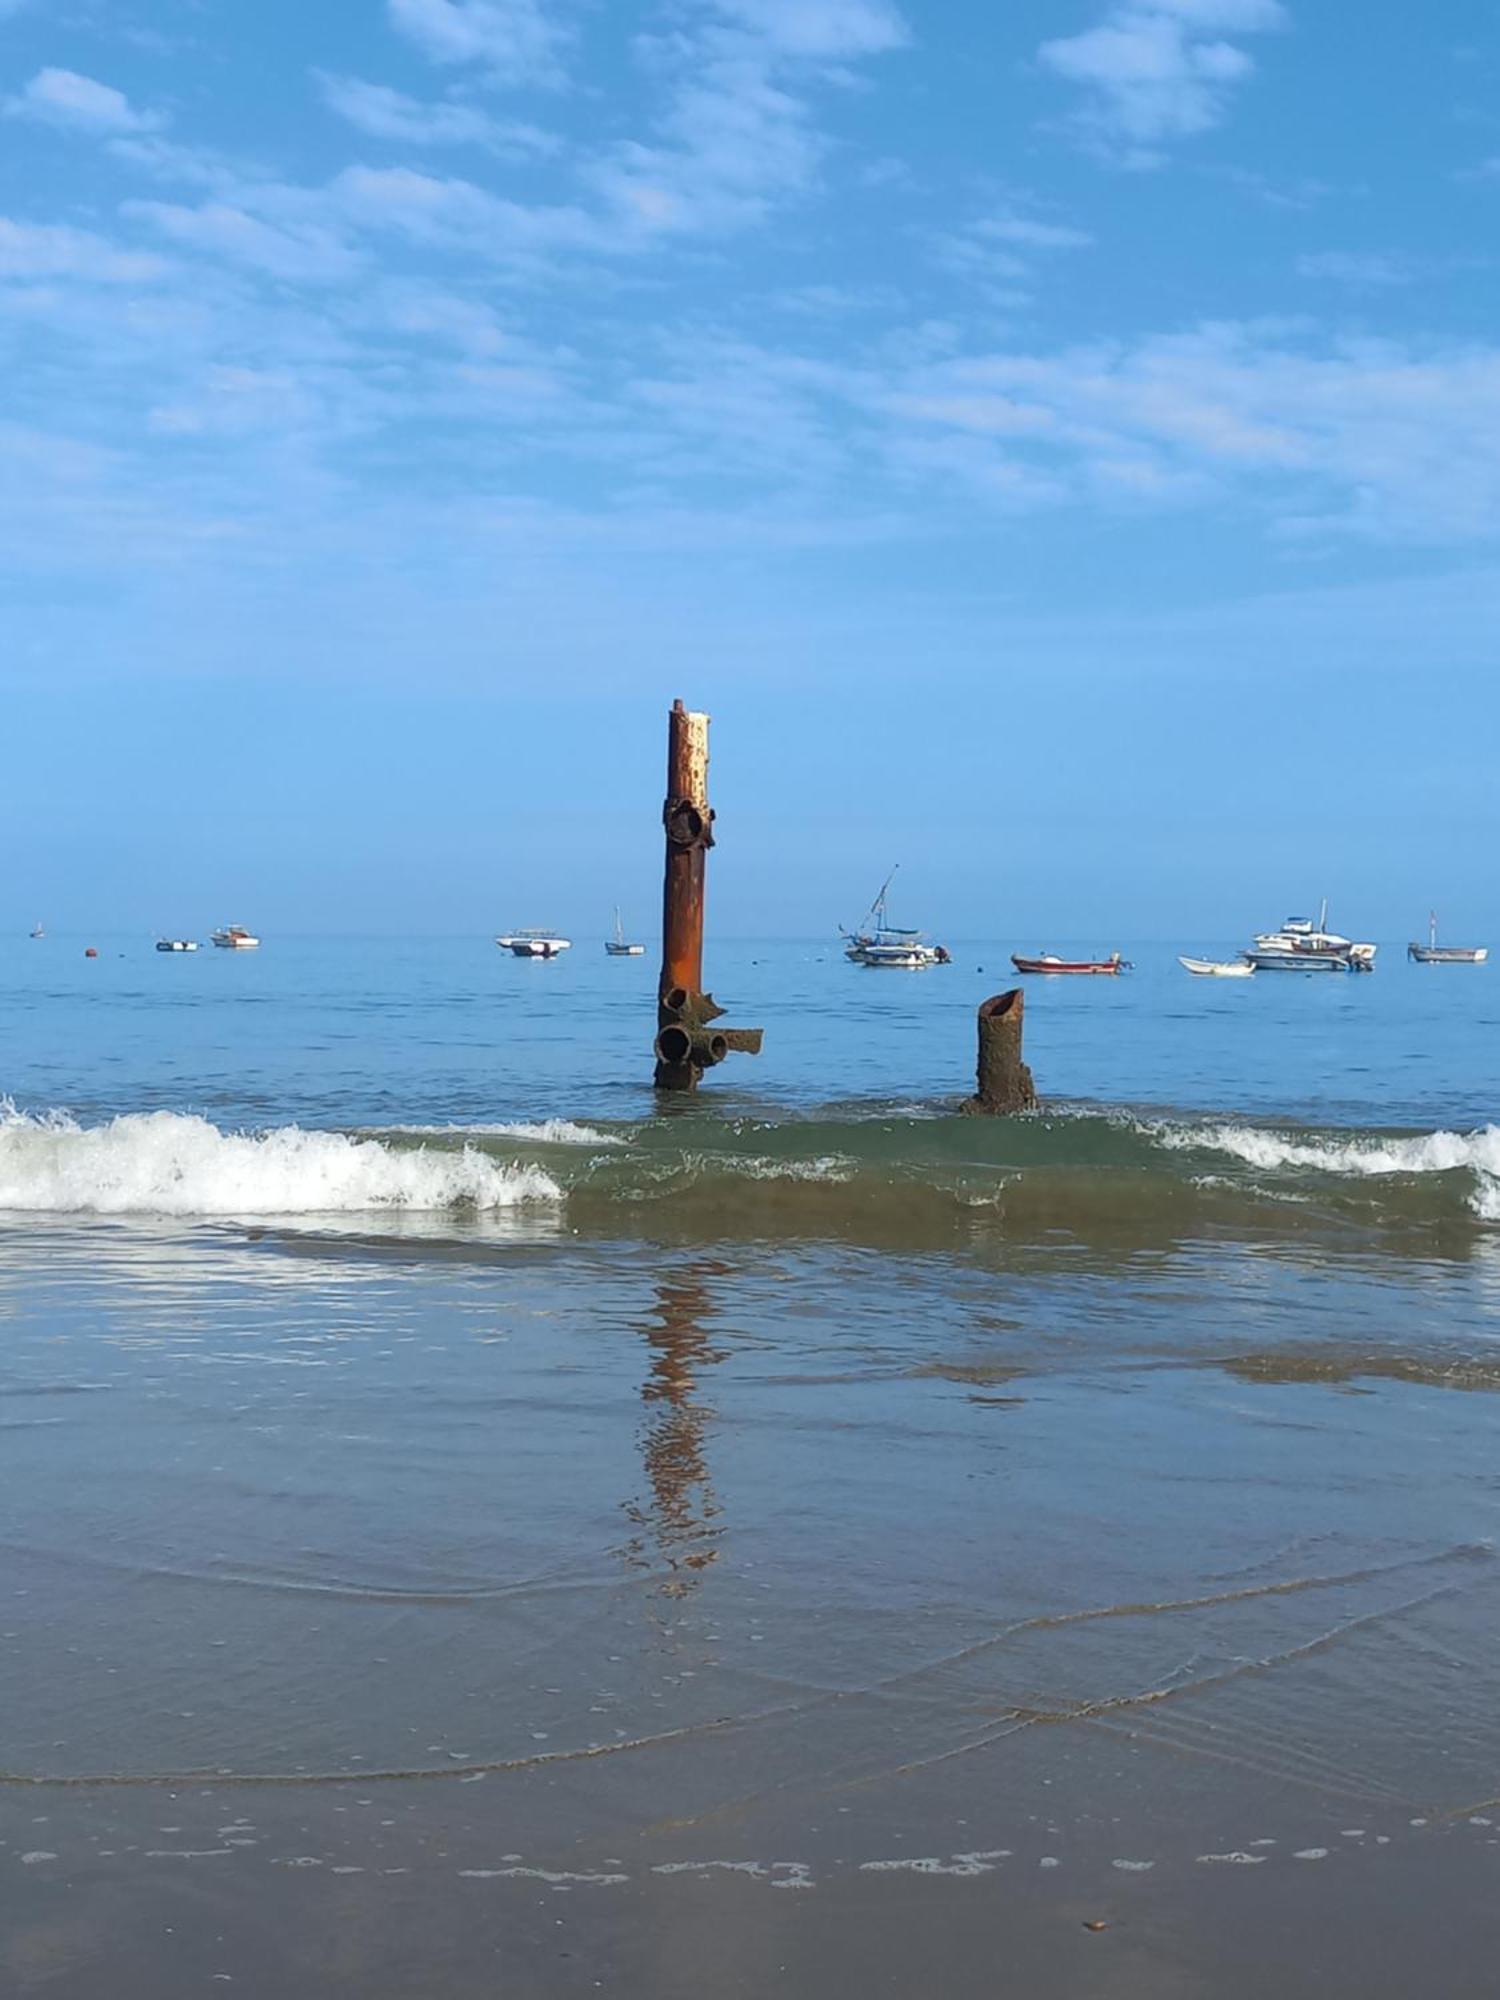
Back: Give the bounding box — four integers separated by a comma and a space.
2, 935, 1499, 1993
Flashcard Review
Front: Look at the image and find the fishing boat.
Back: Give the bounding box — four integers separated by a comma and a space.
211, 924, 260, 950
155, 938, 200, 953
1408, 914, 1487, 965
1012, 952, 1129, 976
496, 929, 571, 959
605, 909, 645, 957
1179, 955, 1254, 977
841, 868, 950, 967
1242, 903, 1375, 973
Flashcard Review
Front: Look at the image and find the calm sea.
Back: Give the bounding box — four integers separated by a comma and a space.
3, 933, 1499, 1995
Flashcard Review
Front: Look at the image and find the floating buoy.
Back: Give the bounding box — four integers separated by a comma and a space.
84, 947, 98, 959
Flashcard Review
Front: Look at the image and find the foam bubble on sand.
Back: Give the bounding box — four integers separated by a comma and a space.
1197, 1851, 1268, 1865
459, 1867, 628, 1885
0, 1103, 561, 1216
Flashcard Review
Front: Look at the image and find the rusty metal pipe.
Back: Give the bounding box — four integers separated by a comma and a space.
655, 1024, 728, 1069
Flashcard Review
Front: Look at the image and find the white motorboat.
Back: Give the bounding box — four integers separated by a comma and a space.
842, 868, 950, 967
1242, 902, 1375, 973
605, 908, 645, 957
156, 938, 200, 953
1180, 955, 1254, 977
211, 925, 260, 949
1408, 913, 1487, 965
497, 929, 571, 959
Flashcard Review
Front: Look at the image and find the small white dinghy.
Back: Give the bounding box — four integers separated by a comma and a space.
1180, 955, 1255, 978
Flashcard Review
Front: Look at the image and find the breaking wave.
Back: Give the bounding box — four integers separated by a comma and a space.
0, 1106, 560, 1217
2, 1100, 1498, 1238
1154, 1120, 1500, 1220
372, 1120, 625, 1147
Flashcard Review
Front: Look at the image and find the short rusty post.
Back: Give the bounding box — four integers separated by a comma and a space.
963, 989, 1038, 1114
654, 700, 761, 1092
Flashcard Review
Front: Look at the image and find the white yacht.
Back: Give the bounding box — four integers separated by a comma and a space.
1242, 903, 1375, 973
211, 925, 260, 950
496, 929, 571, 959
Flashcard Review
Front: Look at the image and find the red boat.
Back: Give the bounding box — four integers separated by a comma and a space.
1011, 952, 1130, 976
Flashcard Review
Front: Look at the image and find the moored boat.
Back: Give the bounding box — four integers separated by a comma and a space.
1179, 955, 1254, 977
1408, 914, 1487, 965
1012, 952, 1129, 976
842, 868, 950, 967
604, 908, 645, 957
211, 925, 260, 949
497, 929, 571, 958
1242, 902, 1375, 973
155, 938, 200, 953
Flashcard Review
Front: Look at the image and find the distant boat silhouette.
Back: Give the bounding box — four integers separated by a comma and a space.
605, 907, 645, 956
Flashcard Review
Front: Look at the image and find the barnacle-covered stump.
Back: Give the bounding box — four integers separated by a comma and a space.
962, 988, 1038, 1114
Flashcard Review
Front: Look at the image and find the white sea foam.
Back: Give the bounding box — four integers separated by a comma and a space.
0, 1105, 561, 1217
1154, 1120, 1500, 1219
374, 1120, 625, 1147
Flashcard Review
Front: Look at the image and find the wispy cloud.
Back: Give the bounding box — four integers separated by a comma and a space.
1038, 0, 1288, 166
591, 0, 909, 238
387, 0, 571, 88
315, 71, 557, 155
7, 67, 165, 136
706, 0, 909, 59
0, 216, 169, 283
933, 207, 1092, 301
1297, 250, 1413, 287
124, 199, 365, 284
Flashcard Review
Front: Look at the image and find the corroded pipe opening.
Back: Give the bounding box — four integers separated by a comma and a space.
654, 1025, 728, 1068
979, 989, 1024, 1024
655, 1023, 693, 1066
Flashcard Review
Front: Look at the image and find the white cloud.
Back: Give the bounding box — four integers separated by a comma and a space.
977, 214, 1094, 250
933, 208, 1091, 299
872, 322, 1500, 540
124, 200, 364, 284
8, 68, 164, 136
315, 72, 556, 155
387, 0, 570, 86
1038, 0, 1287, 164
592, 0, 908, 239
707, 0, 909, 59
0, 217, 168, 283
328, 165, 604, 261
1297, 251, 1413, 287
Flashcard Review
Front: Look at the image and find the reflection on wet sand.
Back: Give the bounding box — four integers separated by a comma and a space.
623, 1265, 730, 1595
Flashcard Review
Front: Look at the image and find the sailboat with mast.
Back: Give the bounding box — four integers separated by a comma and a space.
605, 908, 645, 956
1408, 913, 1487, 964
841, 868, 950, 968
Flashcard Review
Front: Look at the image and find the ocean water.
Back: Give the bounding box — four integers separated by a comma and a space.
4, 933, 1500, 1995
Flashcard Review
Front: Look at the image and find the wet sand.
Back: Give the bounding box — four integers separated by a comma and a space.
4, 1197, 1500, 1993
7, 1772, 1500, 1998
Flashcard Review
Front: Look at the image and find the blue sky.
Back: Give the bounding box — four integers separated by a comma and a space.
3, 0, 1498, 938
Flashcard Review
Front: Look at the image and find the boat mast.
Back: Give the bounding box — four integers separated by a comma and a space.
871, 864, 898, 933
